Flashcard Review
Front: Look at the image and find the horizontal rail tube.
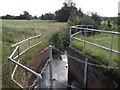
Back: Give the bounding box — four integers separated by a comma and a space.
12, 34, 42, 47
71, 31, 82, 37
70, 26, 120, 35
75, 25, 93, 27
8, 57, 41, 77
71, 36, 120, 54
13, 41, 42, 59
71, 31, 93, 37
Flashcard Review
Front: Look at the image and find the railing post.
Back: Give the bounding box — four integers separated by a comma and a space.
9, 60, 12, 79
18, 46, 20, 60
109, 33, 114, 63
84, 58, 88, 88
76, 27, 77, 33
70, 27, 72, 46
38, 75, 42, 89
83, 28, 87, 53
48, 45, 53, 88
91, 25, 93, 36
9, 46, 13, 79
29, 39, 31, 47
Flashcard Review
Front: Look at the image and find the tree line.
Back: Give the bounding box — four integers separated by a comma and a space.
2, 11, 39, 20
1, 0, 117, 28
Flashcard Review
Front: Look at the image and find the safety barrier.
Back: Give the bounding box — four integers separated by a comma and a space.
70, 25, 120, 60
8, 26, 120, 89
69, 25, 120, 88
8, 34, 43, 89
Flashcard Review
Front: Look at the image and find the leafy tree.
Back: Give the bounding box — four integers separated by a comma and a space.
40, 13, 55, 20
68, 14, 99, 29
2, 14, 15, 19
14, 11, 32, 20
33, 16, 38, 19
41, 14, 44, 20
22, 11, 32, 20
92, 13, 101, 25
55, 0, 77, 22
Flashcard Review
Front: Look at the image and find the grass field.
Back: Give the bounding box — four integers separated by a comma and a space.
72, 33, 119, 67
2, 20, 67, 88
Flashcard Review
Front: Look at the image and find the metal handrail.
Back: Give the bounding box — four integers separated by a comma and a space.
13, 41, 42, 60
70, 26, 120, 34
12, 34, 42, 47
8, 34, 43, 89
8, 57, 42, 88
70, 25, 120, 62
71, 36, 120, 54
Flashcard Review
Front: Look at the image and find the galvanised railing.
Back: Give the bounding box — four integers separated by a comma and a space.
69, 25, 120, 88
70, 25, 120, 60
8, 33, 66, 89
8, 34, 43, 89
8, 26, 120, 89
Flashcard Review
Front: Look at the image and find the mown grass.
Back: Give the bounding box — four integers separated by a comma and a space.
72, 33, 119, 67
2, 20, 67, 88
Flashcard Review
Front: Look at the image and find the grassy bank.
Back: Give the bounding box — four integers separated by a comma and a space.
2, 20, 67, 88
72, 33, 119, 67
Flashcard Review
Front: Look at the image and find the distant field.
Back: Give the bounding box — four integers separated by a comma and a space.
2, 20, 67, 88
2, 20, 67, 62
100, 20, 118, 32
72, 33, 119, 67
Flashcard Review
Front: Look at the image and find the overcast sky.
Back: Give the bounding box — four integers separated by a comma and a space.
1, 0, 119, 17
118, 1, 120, 13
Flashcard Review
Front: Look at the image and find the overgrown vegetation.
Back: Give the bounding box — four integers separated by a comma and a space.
2, 20, 67, 88
50, 27, 69, 50
68, 14, 100, 29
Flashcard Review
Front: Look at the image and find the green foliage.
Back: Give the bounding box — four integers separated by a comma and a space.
2, 14, 15, 19
92, 13, 101, 25
118, 17, 120, 32
100, 16, 118, 31
55, 0, 77, 22
41, 13, 55, 20
68, 14, 99, 28
68, 16, 80, 25
50, 27, 69, 50
2, 11, 33, 20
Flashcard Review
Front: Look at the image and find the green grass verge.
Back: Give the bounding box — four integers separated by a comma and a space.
72, 33, 119, 67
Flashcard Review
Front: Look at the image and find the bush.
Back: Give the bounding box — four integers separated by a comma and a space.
68, 15, 99, 29
50, 28, 69, 50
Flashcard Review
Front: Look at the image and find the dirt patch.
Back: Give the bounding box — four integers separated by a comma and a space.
26, 47, 49, 85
